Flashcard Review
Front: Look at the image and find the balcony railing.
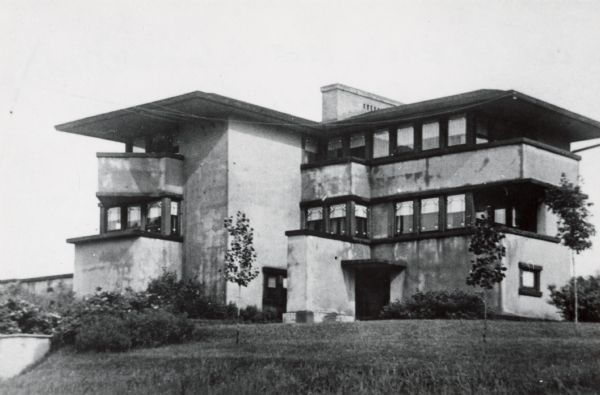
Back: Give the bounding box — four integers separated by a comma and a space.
97, 152, 183, 197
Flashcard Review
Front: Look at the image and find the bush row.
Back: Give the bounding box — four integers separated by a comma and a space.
381, 290, 486, 320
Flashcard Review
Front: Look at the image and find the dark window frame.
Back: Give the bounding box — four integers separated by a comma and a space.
518, 262, 542, 297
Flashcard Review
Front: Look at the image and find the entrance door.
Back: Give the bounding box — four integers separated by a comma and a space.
355, 269, 390, 320
262, 268, 287, 318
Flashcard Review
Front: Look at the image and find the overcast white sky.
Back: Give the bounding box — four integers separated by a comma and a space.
1, 0, 599, 279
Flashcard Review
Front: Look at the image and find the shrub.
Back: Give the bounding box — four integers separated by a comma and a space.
381, 290, 485, 320
239, 305, 281, 323
548, 276, 600, 322
147, 272, 237, 319
0, 298, 61, 335
74, 313, 132, 352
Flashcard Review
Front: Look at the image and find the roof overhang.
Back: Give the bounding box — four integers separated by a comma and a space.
325, 90, 600, 142
341, 259, 406, 270
55, 91, 320, 143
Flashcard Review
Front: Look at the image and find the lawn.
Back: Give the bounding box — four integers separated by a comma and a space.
2, 320, 600, 394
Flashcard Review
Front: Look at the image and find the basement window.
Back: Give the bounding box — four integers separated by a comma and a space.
519, 262, 542, 297
305, 206, 324, 232
422, 121, 440, 150
395, 201, 414, 235
328, 204, 347, 235
106, 207, 122, 231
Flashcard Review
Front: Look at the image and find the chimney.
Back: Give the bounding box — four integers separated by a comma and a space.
321, 83, 402, 122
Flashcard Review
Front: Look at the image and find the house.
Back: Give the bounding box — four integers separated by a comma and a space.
56, 84, 600, 321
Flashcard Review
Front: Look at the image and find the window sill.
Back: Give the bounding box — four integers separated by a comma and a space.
284, 229, 371, 245
519, 288, 543, 297
67, 229, 183, 244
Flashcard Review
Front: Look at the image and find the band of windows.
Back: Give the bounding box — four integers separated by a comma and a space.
305, 114, 474, 164
104, 200, 181, 236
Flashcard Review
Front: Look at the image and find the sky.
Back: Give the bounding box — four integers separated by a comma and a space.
1, 0, 599, 279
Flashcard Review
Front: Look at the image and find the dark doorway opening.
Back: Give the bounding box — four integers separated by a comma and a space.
262, 268, 287, 318
355, 269, 390, 320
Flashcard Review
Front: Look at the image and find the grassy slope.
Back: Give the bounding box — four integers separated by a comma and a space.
2, 320, 600, 394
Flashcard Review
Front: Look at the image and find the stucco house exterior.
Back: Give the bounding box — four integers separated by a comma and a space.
57, 84, 600, 322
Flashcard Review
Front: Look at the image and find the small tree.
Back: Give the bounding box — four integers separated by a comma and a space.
466, 215, 506, 342
544, 174, 595, 324
223, 211, 258, 343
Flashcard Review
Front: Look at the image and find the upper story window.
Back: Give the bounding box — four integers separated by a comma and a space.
448, 116, 467, 146
305, 207, 324, 232
327, 138, 344, 159
106, 207, 122, 231
303, 137, 320, 163
396, 126, 414, 153
127, 206, 142, 229
422, 122, 440, 150
476, 115, 490, 144
446, 194, 466, 229
328, 204, 347, 235
420, 197, 439, 231
395, 201, 414, 235
354, 204, 369, 237
373, 129, 389, 158
350, 133, 367, 158
146, 201, 162, 233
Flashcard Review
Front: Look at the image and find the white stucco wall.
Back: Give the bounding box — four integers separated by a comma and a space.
0, 335, 51, 380
226, 119, 303, 308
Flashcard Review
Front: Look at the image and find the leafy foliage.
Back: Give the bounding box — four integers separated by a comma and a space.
548, 275, 600, 322
0, 298, 61, 335
146, 271, 238, 319
380, 290, 485, 319
466, 216, 506, 290
544, 174, 595, 253
223, 211, 259, 288
239, 305, 281, 323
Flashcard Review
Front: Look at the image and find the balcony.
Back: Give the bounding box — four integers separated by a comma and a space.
300, 139, 579, 201
97, 153, 184, 200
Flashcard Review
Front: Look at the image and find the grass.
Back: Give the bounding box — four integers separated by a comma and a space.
2, 320, 600, 394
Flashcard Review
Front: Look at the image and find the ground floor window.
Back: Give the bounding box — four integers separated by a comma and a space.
329, 204, 347, 235
519, 262, 542, 297
420, 197, 439, 232
446, 194, 466, 229
106, 207, 122, 231
146, 201, 162, 233
103, 199, 181, 236
305, 207, 324, 232
395, 201, 414, 235
355, 204, 369, 238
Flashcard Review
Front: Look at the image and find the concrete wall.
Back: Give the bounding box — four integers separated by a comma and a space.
522, 144, 578, 185
501, 234, 570, 320
301, 162, 370, 201
0, 335, 51, 380
285, 235, 370, 322
0, 276, 73, 296
226, 119, 303, 307
321, 83, 401, 122
97, 155, 183, 196
73, 237, 182, 295
178, 121, 229, 301
371, 236, 478, 302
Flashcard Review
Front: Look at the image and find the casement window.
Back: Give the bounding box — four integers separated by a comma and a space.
303, 137, 320, 163
420, 197, 439, 232
396, 126, 414, 153
328, 204, 347, 235
305, 206, 324, 232
106, 207, 122, 231
395, 201, 414, 235
519, 263, 542, 297
476, 115, 490, 144
354, 204, 369, 237
372, 130, 390, 158
146, 201, 162, 233
327, 138, 344, 159
170, 201, 180, 235
446, 194, 466, 229
350, 133, 367, 158
448, 116, 467, 146
422, 121, 440, 150
127, 206, 142, 229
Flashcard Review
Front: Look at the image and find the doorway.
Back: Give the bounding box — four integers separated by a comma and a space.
355, 269, 390, 320
262, 268, 287, 318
